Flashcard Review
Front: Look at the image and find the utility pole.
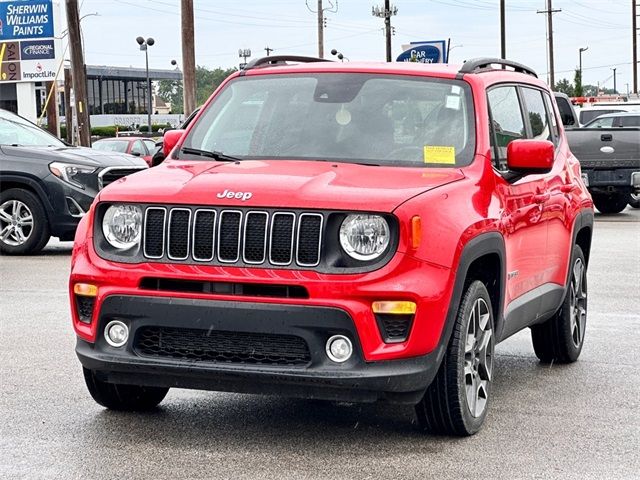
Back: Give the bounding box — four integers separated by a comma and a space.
66, 0, 91, 146
612, 67, 617, 93
306, 1, 337, 59
264, 46, 273, 56
633, 0, 638, 94
44, 81, 58, 137
317, 0, 324, 58
63, 68, 72, 144
500, 0, 506, 59
181, 0, 196, 116
538, 0, 561, 88
372, 1, 398, 62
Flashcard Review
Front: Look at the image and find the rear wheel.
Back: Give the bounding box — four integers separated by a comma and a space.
0, 189, 50, 255
531, 245, 587, 363
415, 280, 495, 436
592, 192, 628, 214
83, 368, 169, 411
629, 193, 640, 209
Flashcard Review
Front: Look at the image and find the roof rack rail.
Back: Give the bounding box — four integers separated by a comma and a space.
458, 58, 537, 78
241, 55, 332, 73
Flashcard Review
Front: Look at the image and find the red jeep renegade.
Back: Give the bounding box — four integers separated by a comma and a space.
70, 57, 594, 436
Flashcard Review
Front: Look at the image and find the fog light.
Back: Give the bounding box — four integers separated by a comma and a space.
104, 320, 129, 347
326, 335, 353, 363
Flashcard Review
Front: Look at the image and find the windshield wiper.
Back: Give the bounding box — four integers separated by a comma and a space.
181, 147, 242, 162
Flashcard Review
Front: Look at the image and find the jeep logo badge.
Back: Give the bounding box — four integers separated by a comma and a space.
216, 189, 253, 201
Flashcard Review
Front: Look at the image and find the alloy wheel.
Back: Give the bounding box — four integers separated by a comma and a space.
464, 297, 494, 418
570, 258, 587, 348
0, 200, 34, 247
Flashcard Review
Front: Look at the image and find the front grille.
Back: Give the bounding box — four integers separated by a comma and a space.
143, 207, 323, 268
135, 326, 311, 366
139, 277, 309, 299
98, 167, 146, 190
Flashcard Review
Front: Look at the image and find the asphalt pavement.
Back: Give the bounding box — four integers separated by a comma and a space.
1, 208, 639, 480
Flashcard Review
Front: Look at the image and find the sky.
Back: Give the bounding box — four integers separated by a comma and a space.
69, 0, 636, 93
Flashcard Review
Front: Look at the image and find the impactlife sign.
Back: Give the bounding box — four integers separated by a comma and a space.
0, 0, 61, 83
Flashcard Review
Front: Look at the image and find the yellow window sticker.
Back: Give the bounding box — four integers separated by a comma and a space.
424, 145, 456, 165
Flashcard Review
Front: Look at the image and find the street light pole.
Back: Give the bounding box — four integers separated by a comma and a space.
579, 46, 588, 79
136, 37, 155, 133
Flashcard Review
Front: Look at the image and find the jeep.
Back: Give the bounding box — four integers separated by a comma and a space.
70, 57, 594, 436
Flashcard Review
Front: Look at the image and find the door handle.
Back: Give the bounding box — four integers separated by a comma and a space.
533, 192, 550, 204
601, 134, 613, 142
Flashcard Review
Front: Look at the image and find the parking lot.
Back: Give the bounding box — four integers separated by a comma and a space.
1, 209, 638, 480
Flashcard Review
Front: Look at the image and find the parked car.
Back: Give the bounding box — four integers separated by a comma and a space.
0, 108, 148, 254
150, 107, 201, 166
582, 111, 640, 128
70, 57, 594, 436
92, 137, 158, 167
553, 97, 640, 214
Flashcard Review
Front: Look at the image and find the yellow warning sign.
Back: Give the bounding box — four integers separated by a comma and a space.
423, 145, 456, 165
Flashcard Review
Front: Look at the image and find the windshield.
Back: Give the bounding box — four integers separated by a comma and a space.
93, 140, 129, 153
0, 109, 65, 147
182, 74, 476, 168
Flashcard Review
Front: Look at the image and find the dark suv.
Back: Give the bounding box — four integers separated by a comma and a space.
70, 57, 594, 436
0, 109, 147, 254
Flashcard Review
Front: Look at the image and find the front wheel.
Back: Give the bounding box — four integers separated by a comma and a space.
531, 245, 587, 363
592, 192, 628, 214
0, 189, 50, 255
415, 280, 495, 436
83, 368, 169, 411
629, 193, 640, 209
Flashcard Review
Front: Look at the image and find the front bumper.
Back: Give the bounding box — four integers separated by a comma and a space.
76, 295, 442, 404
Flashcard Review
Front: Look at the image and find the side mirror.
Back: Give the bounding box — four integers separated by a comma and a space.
131, 151, 141, 157
506, 139, 554, 174
163, 129, 185, 158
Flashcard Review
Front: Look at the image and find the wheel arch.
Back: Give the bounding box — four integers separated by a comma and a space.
573, 210, 594, 267
440, 232, 506, 352
0, 175, 53, 224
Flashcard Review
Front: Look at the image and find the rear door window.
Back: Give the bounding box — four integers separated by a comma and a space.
617, 115, 640, 127
487, 86, 526, 171
521, 87, 553, 143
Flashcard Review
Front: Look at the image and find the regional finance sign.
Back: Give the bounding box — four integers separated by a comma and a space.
0, 0, 61, 83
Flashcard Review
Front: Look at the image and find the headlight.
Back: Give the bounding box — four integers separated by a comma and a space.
339, 214, 390, 261
102, 204, 143, 250
49, 162, 96, 189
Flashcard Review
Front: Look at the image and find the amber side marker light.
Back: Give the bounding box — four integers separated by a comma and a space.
410, 216, 422, 249
372, 301, 417, 315
74, 283, 98, 297
74, 284, 98, 324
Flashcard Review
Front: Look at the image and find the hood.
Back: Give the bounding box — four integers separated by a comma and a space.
0, 145, 148, 168
98, 159, 465, 211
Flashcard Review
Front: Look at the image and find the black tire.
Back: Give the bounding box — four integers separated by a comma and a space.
0, 188, 50, 255
629, 193, 640, 209
83, 368, 169, 411
592, 192, 628, 214
415, 280, 495, 436
531, 245, 587, 364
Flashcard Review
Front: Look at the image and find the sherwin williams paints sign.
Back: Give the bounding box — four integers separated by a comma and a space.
396, 41, 448, 64
0, 0, 61, 82
0, 0, 54, 40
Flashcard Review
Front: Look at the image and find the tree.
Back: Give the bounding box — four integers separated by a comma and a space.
554, 78, 574, 96
196, 66, 237, 105
157, 80, 183, 114
574, 69, 583, 97
157, 66, 237, 113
